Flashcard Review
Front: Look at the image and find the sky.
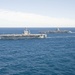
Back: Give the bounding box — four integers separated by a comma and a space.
0, 0, 75, 27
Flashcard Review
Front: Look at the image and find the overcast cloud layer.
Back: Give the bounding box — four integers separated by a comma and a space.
0, 9, 75, 27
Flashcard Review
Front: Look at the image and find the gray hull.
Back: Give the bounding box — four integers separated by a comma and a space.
0, 34, 47, 39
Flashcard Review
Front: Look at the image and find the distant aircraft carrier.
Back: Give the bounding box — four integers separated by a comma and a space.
0, 28, 47, 39
40, 28, 72, 34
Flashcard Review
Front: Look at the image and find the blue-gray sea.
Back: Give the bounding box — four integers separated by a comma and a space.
0, 28, 75, 75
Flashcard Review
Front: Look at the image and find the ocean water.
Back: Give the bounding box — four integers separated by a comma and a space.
0, 28, 75, 75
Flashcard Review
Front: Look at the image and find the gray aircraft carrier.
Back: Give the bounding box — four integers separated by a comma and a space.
40, 28, 72, 34
0, 29, 47, 39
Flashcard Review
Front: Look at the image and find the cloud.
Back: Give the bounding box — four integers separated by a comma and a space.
0, 9, 75, 27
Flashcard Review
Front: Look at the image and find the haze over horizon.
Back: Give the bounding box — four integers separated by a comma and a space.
0, 0, 75, 27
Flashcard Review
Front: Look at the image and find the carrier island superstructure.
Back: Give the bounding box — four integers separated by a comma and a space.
0, 29, 47, 39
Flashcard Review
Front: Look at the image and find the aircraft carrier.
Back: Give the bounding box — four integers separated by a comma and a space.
0, 29, 47, 39
40, 28, 72, 34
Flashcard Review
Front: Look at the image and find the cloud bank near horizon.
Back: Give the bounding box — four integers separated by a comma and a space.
0, 9, 75, 27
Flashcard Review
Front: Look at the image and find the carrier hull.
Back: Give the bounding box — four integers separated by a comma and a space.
0, 34, 47, 39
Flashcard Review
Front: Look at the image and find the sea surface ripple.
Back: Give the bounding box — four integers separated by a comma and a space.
0, 28, 75, 75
